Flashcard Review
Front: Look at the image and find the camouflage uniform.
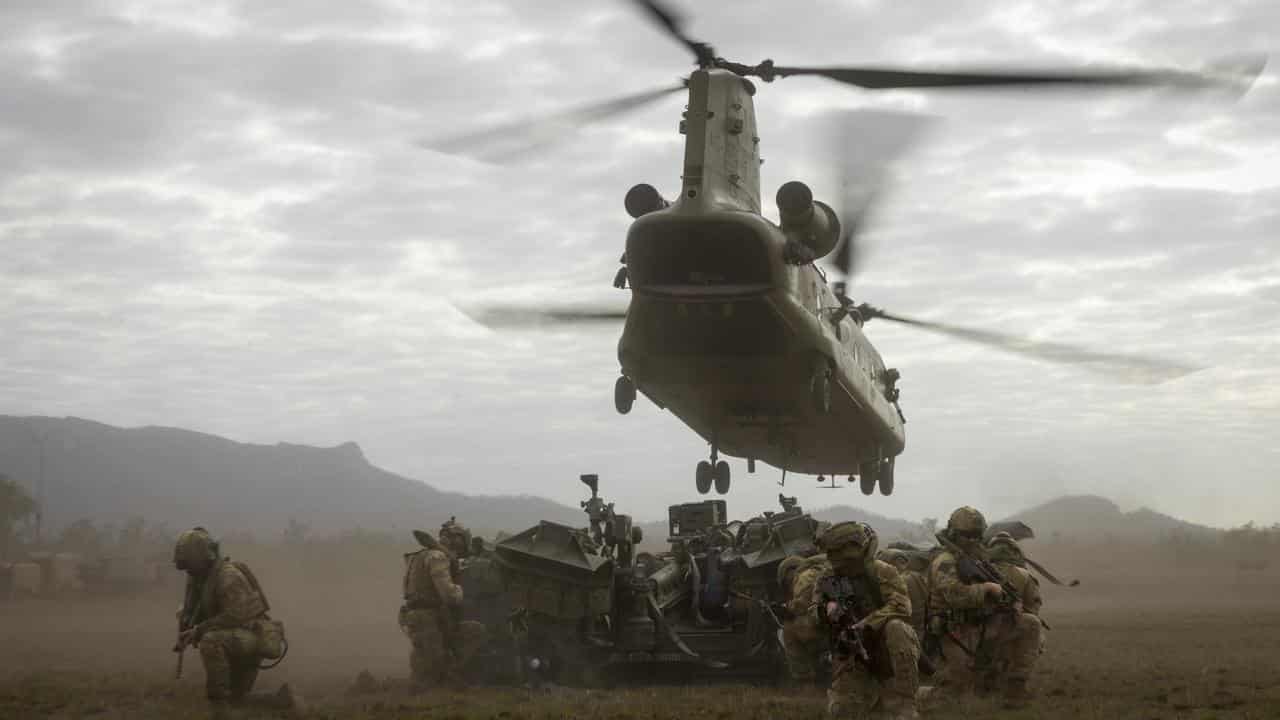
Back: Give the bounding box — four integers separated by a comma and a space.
400, 528, 465, 691
927, 507, 1041, 706
173, 528, 283, 719
988, 532, 1044, 660
401, 520, 489, 690
815, 522, 920, 720
879, 549, 929, 638
779, 554, 830, 683
987, 533, 1042, 616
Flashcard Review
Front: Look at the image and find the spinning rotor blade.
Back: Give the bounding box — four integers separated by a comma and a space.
418, 84, 685, 161
768, 54, 1265, 93
630, 0, 713, 65
821, 110, 937, 278
858, 305, 1203, 384
459, 304, 626, 328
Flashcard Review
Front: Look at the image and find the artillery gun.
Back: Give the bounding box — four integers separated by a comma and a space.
493, 476, 823, 685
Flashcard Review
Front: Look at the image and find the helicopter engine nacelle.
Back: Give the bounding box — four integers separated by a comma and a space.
776, 181, 840, 260
624, 183, 671, 218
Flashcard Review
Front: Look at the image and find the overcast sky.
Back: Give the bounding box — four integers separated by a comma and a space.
2, 0, 1277, 528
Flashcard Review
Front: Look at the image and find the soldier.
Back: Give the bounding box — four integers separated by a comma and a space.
171, 527, 292, 720
987, 533, 1042, 616
878, 548, 929, 639
778, 553, 830, 684
987, 532, 1045, 663
815, 522, 920, 720
400, 526, 465, 691
926, 507, 1041, 707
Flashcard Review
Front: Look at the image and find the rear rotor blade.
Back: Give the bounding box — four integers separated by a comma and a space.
820, 110, 937, 278
459, 304, 627, 328
769, 54, 1265, 93
858, 305, 1203, 384
418, 84, 685, 161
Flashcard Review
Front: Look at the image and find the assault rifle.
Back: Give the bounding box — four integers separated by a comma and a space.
937, 533, 1051, 630
173, 578, 203, 679
937, 533, 1021, 609
815, 575, 873, 668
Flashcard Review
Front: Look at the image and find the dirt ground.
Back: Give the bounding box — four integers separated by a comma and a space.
3, 543, 1279, 719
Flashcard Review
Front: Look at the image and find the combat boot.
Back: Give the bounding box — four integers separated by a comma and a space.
879, 694, 920, 720
1002, 676, 1032, 709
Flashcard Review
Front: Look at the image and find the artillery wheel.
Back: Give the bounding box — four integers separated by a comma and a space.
614, 376, 636, 414
714, 460, 731, 494
858, 462, 878, 496
878, 459, 895, 496
695, 461, 713, 494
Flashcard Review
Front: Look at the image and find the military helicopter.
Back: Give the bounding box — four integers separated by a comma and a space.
428, 1, 1263, 497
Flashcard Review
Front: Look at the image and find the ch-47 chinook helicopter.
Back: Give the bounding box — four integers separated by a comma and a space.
428, 0, 1263, 497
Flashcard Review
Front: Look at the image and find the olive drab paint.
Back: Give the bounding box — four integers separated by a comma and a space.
619, 68, 905, 491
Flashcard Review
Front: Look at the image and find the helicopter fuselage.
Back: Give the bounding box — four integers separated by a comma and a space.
617, 69, 905, 477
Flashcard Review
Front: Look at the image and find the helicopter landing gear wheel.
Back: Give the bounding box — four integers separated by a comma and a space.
614, 376, 636, 414
811, 367, 831, 415
713, 460, 731, 494
859, 461, 878, 496
879, 458, 895, 496
695, 461, 713, 495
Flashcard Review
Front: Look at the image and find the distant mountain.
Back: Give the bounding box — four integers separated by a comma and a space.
1000, 494, 1219, 542
0, 415, 1216, 548
0, 415, 582, 538
809, 505, 926, 542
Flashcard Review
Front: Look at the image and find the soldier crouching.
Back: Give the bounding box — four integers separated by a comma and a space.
815, 522, 920, 720
172, 527, 292, 719
926, 507, 1041, 707
778, 553, 830, 684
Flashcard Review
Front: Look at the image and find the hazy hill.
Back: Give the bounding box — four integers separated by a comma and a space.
1, 415, 1219, 547
809, 505, 925, 541
0, 415, 582, 538
1001, 495, 1219, 542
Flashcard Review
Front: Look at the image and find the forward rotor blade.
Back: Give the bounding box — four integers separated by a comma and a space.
459, 304, 627, 328
770, 54, 1265, 93
418, 84, 685, 161
859, 305, 1203, 384
630, 0, 712, 64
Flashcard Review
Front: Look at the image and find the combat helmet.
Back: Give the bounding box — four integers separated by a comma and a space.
819, 521, 879, 576
877, 547, 910, 572
946, 506, 988, 545
987, 531, 1026, 566
173, 527, 219, 572
439, 516, 473, 558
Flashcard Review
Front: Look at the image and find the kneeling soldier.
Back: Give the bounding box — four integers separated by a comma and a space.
816, 521, 920, 720
927, 507, 1042, 707
172, 527, 290, 720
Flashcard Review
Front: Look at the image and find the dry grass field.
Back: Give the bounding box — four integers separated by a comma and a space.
4, 540, 1279, 719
